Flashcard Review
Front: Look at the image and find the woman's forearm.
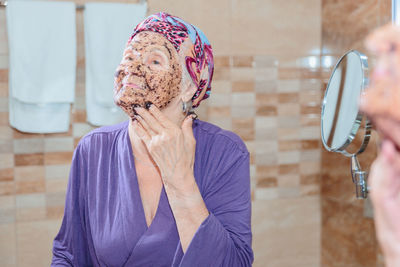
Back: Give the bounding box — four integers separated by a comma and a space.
163, 170, 209, 253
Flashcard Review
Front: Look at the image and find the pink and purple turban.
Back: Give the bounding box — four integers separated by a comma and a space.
129, 12, 214, 108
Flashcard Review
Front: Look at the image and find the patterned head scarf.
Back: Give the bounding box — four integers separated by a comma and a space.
129, 12, 214, 108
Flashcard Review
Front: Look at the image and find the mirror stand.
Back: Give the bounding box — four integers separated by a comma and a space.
351, 155, 369, 199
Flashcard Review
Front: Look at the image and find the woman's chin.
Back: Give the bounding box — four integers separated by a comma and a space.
374, 116, 400, 152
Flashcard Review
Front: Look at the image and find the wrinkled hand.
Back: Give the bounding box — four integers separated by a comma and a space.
369, 138, 400, 266
132, 104, 196, 192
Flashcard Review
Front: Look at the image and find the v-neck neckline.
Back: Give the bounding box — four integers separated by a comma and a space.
126, 122, 165, 231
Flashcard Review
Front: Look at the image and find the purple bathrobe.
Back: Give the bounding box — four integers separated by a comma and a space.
51, 119, 253, 266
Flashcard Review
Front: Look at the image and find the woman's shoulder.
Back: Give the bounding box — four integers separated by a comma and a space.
194, 120, 248, 155
76, 120, 129, 151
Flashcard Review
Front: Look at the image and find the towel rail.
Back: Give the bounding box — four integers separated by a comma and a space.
0, 0, 147, 10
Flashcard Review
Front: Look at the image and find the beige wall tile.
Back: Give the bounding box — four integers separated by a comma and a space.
0, 126, 13, 140
278, 151, 300, 164
255, 80, 277, 93
300, 126, 320, 139
231, 0, 321, 58
255, 152, 277, 165
0, 223, 17, 267
231, 106, 255, 118
207, 92, 231, 107
252, 197, 320, 266
46, 178, 69, 194
212, 80, 231, 94
0, 195, 15, 224
278, 174, 300, 187
0, 168, 13, 182
254, 188, 279, 200
16, 220, 62, 267
14, 166, 44, 181
277, 80, 301, 93
45, 165, 70, 180
255, 117, 277, 129
277, 128, 300, 141
0, 181, 14, 196
0, 153, 14, 169
72, 123, 94, 138
44, 137, 74, 153
44, 152, 74, 165
278, 103, 300, 116
232, 92, 255, 106
13, 139, 44, 154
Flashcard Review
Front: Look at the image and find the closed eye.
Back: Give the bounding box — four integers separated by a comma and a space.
114, 69, 124, 78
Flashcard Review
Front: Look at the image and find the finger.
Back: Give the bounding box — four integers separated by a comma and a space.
133, 120, 151, 144
181, 115, 195, 142
134, 105, 164, 133
371, 140, 400, 200
136, 115, 157, 137
148, 104, 175, 128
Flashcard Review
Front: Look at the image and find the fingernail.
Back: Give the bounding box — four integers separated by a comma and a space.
145, 101, 153, 110
132, 104, 140, 115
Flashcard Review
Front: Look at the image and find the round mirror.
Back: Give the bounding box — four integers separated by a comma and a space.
321, 50, 371, 157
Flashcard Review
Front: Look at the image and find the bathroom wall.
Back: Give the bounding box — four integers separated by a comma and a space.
321, 0, 391, 266
0, 0, 321, 266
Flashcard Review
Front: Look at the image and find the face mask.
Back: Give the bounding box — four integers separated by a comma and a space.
113, 31, 182, 119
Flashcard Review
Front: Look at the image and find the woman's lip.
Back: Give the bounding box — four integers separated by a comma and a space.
123, 83, 141, 89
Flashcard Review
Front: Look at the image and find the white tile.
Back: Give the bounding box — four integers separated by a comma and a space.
0, 97, 8, 112
16, 194, 45, 208
278, 174, 300, 187
277, 80, 301, 93
252, 196, 320, 267
278, 151, 300, 164
255, 80, 277, 93
0, 154, 14, 169
212, 80, 231, 94
207, 92, 231, 107
0, 223, 17, 267
72, 123, 93, 138
232, 92, 255, 106
277, 116, 300, 128
13, 139, 44, 154
44, 137, 74, 152
207, 117, 232, 131
300, 126, 320, 139
255, 152, 277, 165
255, 117, 277, 129
45, 165, 70, 180
300, 150, 320, 162
231, 106, 255, 118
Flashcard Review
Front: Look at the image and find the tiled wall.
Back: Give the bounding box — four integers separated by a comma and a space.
0, 0, 321, 266
321, 0, 391, 266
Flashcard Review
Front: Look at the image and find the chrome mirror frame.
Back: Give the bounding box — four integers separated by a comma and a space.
321, 50, 372, 199
321, 50, 372, 157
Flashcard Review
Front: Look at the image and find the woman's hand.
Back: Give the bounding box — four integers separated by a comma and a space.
133, 104, 209, 252
132, 104, 196, 194
368, 131, 400, 266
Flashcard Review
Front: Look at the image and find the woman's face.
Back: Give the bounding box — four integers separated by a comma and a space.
113, 31, 182, 119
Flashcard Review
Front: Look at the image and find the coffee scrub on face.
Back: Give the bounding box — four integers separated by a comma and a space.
113, 31, 183, 119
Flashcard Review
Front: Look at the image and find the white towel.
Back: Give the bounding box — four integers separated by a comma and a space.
84, 2, 147, 126
6, 0, 76, 133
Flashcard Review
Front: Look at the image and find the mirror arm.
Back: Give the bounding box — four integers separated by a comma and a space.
351, 155, 369, 199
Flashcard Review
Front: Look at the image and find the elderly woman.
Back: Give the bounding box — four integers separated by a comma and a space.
51, 12, 253, 266
360, 24, 400, 267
